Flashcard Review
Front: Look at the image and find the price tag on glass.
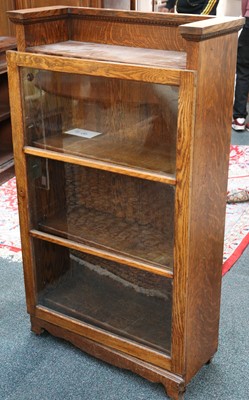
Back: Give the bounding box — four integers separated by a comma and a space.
65, 128, 102, 139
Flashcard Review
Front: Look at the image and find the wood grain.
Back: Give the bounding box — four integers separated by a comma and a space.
8, 6, 69, 22
14, 1, 105, 8
27, 41, 187, 69
30, 229, 174, 278
0, 2, 16, 36
25, 145, 176, 184
35, 305, 172, 370
7, 54, 37, 314
180, 16, 245, 41
0, 37, 16, 61
31, 315, 185, 399
32, 136, 176, 177
7, 6, 210, 53
171, 71, 196, 375
184, 33, 239, 383
8, 50, 182, 85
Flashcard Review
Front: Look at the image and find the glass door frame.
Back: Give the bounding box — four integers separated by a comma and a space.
7, 49, 196, 373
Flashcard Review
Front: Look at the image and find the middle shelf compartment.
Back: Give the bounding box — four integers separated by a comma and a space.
27, 156, 175, 272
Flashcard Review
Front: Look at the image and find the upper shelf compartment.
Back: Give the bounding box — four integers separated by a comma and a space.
21, 67, 178, 182
7, 6, 244, 72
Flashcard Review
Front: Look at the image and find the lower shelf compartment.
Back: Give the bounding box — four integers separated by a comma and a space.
36, 242, 172, 355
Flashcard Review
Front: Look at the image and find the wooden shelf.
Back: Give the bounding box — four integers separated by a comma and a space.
0, 150, 14, 184
0, 104, 10, 122
33, 134, 176, 183
38, 206, 174, 271
0, 36, 16, 73
0, 53, 8, 73
0, 150, 14, 171
0, 63, 7, 74
39, 257, 172, 354
27, 41, 187, 70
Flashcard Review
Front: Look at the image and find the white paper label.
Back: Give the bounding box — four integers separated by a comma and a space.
64, 128, 102, 139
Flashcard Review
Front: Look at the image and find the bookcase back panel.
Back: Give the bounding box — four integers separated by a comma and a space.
70, 17, 187, 51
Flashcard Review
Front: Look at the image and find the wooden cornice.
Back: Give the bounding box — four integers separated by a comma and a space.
180, 16, 245, 41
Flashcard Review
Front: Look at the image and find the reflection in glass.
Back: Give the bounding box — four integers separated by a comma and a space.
27, 156, 175, 270
34, 239, 172, 354
21, 68, 178, 176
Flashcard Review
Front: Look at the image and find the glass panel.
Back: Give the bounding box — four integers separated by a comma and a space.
21, 68, 178, 176
27, 156, 175, 270
34, 239, 172, 354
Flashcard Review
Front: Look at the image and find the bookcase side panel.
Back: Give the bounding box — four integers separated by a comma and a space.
8, 8, 70, 51
185, 32, 239, 383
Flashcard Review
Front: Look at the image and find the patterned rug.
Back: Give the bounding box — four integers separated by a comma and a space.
0, 145, 248, 275
223, 145, 249, 275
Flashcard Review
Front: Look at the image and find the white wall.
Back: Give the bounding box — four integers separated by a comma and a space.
103, 0, 134, 10
137, 0, 243, 15
217, 0, 241, 16
137, 0, 152, 11
103, 1, 153, 12
103, 0, 242, 15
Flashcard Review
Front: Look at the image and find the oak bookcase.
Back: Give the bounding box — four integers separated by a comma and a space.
7, 7, 244, 399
